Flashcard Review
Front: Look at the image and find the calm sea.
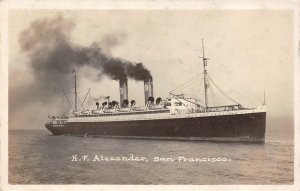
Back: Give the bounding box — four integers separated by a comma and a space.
9, 128, 293, 184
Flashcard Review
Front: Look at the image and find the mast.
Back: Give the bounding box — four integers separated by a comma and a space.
74, 70, 78, 111
201, 38, 209, 109
263, 90, 266, 105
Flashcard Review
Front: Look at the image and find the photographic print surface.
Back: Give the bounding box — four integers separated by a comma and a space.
6, 6, 295, 186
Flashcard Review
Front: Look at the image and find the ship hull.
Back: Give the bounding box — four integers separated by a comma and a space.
45, 112, 266, 142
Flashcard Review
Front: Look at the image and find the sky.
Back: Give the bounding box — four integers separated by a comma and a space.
8, 9, 294, 131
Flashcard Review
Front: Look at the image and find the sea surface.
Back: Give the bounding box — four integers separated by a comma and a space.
8, 129, 293, 184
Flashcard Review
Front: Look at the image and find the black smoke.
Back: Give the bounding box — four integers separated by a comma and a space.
18, 15, 152, 93
10, 14, 151, 128
19, 15, 151, 82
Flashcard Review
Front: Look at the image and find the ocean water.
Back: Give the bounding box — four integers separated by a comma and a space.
8, 129, 293, 184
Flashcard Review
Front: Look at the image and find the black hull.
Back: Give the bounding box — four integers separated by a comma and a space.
45, 112, 266, 142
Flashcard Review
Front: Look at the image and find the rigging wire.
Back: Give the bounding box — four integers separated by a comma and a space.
208, 79, 217, 106
63, 90, 73, 109
208, 65, 258, 105
77, 92, 83, 109
169, 73, 203, 93
172, 80, 202, 95
207, 73, 241, 106
170, 72, 207, 106
81, 88, 91, 108
191, 78, 204, 105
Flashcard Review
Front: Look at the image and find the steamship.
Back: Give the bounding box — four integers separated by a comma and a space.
45, 42, 266, 142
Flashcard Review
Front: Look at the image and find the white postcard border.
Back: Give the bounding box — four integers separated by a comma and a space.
1, 1, 299, 191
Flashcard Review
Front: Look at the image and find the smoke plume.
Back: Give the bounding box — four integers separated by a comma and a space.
10, 14, 152, 128
19, 15, 151, 82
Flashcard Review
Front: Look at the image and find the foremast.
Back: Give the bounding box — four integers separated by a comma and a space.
200, 39, 209, 111
74, 70, 78, 111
